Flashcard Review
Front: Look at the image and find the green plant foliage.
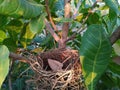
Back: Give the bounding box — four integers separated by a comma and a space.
96, 72, 120, 89
6, 19, 23, 42
0, 0, 44, 18
0, 30, 6, 43
0, 45, 9, 89
109, 9, 117, 28
40, 34, 55, 49
53, 17, 73, 23
87, 13, 100, 25
49, 0, 64, 16
104, 0, 120, 15
80, 25, 112, 90
29, 13, 46, 34
3, 38, 18, 52
109, 61, 120, 75
20, 25, 35, 48
0, 15, 8, 28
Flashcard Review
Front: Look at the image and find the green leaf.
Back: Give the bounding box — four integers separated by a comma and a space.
0, 0, 44, 18
29, 13, 46, 34
87, 13, 100, 24
104, 0, 120, 15
3, 38, 17, 52
53, 18, 73, 23
109, 61, 120, 75
0, 45, 9, 89
49, 0, 64, 16
0, 15, 8, 28
20, 25, 35, 48
75, 14, 83, 22
102, 16, 113, 35
0, 30, 6, 43
80, 25, 112, 90
109, 9, 117, 28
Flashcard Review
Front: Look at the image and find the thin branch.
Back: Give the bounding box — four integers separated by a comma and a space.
110, 25, 120, 45
44, 19, 60, 42
45, 0, 58, 31
9, 52, 31, 64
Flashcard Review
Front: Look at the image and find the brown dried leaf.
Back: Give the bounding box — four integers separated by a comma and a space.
48, 59, 63, 71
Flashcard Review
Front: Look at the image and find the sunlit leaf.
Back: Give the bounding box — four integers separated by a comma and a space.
31, 47, 43, 53
0, 30, 6, 43
20, 25, 35, 48
0, 45, 9, 89
75, 14, 83, 22
80, 25, 112, 90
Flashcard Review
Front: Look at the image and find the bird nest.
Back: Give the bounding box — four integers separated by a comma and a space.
24, 48, 85, 90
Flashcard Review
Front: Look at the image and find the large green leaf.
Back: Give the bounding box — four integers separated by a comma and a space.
0, 45, 9, 89
104, 0, 120, 15
80, 25, 112, 90
0, 0, 44, 18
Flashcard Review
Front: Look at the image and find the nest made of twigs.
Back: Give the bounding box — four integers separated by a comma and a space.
24, 48, 85, 90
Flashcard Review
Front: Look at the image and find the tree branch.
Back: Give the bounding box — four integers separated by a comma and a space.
110, 25, 120, 45
59, 0, 71, 48
9, 52, 31, 64
45, 0, 58, 31
44, 19, 60, 42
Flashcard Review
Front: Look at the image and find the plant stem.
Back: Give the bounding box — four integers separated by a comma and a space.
59, 0, 71, 48
44, 19, 60, 42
